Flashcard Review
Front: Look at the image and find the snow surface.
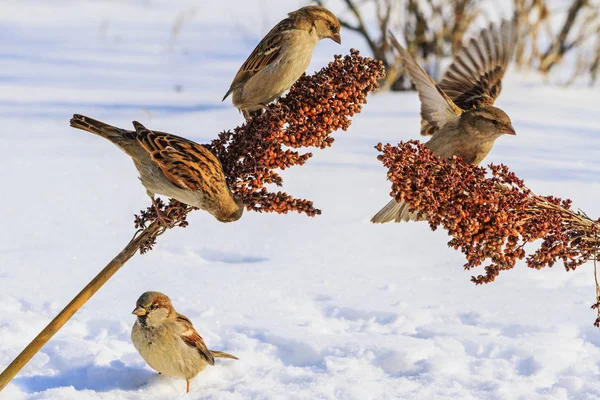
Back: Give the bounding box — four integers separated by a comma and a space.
1, 1, 600, 399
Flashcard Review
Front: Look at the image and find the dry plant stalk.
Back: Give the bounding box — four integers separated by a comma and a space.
514, 0, 549, 68
315, 0, 481, 89
376, 140, 600, 325
0, 50, 384, 391
315, 0, 399, 88
403, 0, 480, 57
0, 222, 164, 391
514, 0, 600, 85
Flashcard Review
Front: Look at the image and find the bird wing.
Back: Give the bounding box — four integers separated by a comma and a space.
222, 19, 292, 101
389, 32, 462, 133
132, 121, 227, 194
422, 20, 516, 135
176, 313, 215, 365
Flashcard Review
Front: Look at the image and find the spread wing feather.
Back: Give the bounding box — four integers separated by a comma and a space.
389, 33, 462, 133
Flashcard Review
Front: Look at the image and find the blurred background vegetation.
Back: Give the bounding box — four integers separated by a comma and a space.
315, 0, 600, 90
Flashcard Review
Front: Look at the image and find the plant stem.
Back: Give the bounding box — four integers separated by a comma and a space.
0, 222, 161, 392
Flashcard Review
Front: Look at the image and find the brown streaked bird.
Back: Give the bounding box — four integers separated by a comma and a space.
371, 21, 517, 224
70, 114, 243, 223
223, 5, 341, 120
131, 291, 238, 393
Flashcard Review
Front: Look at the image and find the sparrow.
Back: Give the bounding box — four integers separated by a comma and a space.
371, 21, 517, 224
70, 114, 244, 223
223, 5, 341, 119
131, 291, 238, 393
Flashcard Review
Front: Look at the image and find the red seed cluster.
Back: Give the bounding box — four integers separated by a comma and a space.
133, 198, 195, 253
377, 140, 600, 325
207, 49, 385, 216
133, 51, 384, 252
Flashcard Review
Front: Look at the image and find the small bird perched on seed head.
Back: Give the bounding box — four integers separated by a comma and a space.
70, 114, 244, 223
223, 5, 341, 120
131, 291, 238, 393
372, 21, 517, 224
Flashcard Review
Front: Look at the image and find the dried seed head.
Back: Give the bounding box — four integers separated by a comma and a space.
133, 51, 385, 251
207, 50, 385, 216
377, 140, 600, 325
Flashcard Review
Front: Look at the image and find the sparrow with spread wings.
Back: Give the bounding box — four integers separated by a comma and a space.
372, 21, 518, 224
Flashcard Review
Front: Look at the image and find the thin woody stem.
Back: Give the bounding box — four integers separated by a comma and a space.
0, 221, 163, 391
594, 233, 600, 324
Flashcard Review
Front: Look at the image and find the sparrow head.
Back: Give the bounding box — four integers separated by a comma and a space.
292, 6, 341, 44
214, 194, 244, 223
132, 291, 175, 327
463, 106, 516, 139
231, 195, 246, 220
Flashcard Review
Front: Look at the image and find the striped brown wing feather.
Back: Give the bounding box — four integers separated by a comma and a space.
176, 314, 215, 365
389, 33, 462, 134
132, 122, 226, 196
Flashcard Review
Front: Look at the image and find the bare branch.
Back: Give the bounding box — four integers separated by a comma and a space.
540, 0, 589, 73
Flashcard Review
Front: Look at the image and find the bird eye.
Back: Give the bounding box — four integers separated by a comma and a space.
491, 120, 499, 126
150, 304, 158, 310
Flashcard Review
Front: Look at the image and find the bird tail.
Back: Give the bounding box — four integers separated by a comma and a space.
210, 350, 239, 360
70, 114, 137, 151
222, 88, 234, 102
371, 198, 420, 223
71, 114, 121, 138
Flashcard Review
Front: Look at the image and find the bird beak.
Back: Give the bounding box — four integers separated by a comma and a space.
502, 125, 516, 135
330, 33, 341, 44
132, 306, 147, 316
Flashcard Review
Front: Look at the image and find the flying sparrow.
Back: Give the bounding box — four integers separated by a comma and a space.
131, 291, 238, 393
70, 114, 244, 223
223, 5, 341, 120
372, 21, 517, 224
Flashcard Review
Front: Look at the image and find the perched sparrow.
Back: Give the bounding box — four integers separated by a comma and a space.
70, 114, 243, 223
372, 21, 517, 224
131, 291, 238, 393
223, 5, 341, 119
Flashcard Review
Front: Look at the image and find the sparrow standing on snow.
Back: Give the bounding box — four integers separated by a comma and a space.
223, 5, 341, 119
131, 291, 238, 393
70, 114, 244, 223
372, 21, 518, 223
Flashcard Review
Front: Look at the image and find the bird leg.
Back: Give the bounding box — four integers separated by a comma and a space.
186, 378, 191, 393
243, 108, 266, 121
260, 103, 273, 113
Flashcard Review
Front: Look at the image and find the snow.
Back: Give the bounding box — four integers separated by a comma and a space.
1, 0, 600, 399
